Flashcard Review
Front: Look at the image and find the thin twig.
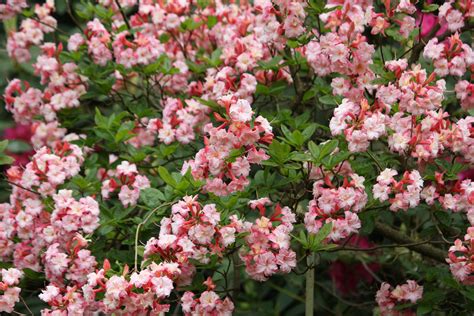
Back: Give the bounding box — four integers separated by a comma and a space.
19, 296, 34, 315
5, 179, 40, 196
114, 0, 131, 30
134, 201, 174, 271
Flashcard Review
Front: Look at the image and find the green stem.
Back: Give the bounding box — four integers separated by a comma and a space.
305, 252, 316, 316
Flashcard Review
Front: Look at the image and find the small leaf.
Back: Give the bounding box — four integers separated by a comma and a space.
312, 222, 333, 247
0, 140, 9, 152
207, 15, 218, 28
302, 124, 317, 141
319, 140, 339, 159
257, 56, 283, 70
319, 95, 339, 106
308, 141, 320, 160
0, 155, 15, 165
140, 188, 165, 208
280, 125, 294, 143
422, 3, 439, 12
158, 166, 177, 187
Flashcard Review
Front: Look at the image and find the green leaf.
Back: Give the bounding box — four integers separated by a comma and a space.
291, 130, 305, 146
385, 27, 404, 42
7, 140, 31, 152
308, 141, 320, 160
319, 95, 339, 106
312, 222, 333, 246
140, 188, 165, 208
289, 152, 312, 161
319, 140, 339, 159
0, 140, 9, 152
115, 122, 135, 143
257, 56, 283, 71
205, 48, 222, 67
0, 155, 15, 165
193, 97, 221, 113
158, 166, 177, 187
280, 125, 293, 142
226, 148, 245, 163
268, 140, 291, 165
207, 16, 218, 28
303, 87, 318, 101
422, 3, 439, 12
302, 124, 317, 141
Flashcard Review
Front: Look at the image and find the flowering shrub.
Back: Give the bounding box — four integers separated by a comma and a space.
0, 0, 473, 314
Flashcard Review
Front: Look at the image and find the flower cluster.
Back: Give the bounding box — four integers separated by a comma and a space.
5, 43, 86, 146
144, 196, 237, 281
0, 0, 27, 20
0, 268, 23, 313
421, 172, 474, 215
376, 280, 423, 315
373, 168, 424, 212
30, 121, 67, 148
281, 1, 306, 38
4, 79, 48, 125
455, 80, 474, 110
181, 278, 234, 316
40, 252, 185, 314
83, 18, 112, 66
306, 32, 375, 101
42, 235, 97, 290
393, 63, 446, 115
423, 33, 473, 77
446, 227, 474, 285
368, 2, 417, 38
100, 160, 151, 207
388, 110, 450, 161
330, 98, 388, 152
6, 0, 55, 63
238, 198, 297, 281
10, 141, 84, 196
77, 261, 178, 314
146, 97, 210, 145
305, 162, 367, 242
35, 196, 239, 314
183, 97, 272, 196
51, 189, 100, 237
0, 141, 87, 273
438, 1, 470, 32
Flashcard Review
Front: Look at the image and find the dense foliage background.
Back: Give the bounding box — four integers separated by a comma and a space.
0, 0, 473, 315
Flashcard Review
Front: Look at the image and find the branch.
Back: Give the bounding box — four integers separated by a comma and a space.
134, 201, 174, 271
305, 252, 316, 316
284, 46, 305, 110
373, 221, 447, 263
114, 0, 131, 30
329, 239, 438, 253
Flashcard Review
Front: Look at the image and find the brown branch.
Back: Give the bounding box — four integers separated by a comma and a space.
284, 46, 305, 109
114, 0, 131, 30
329, 239, 437, 253
373, 221, 447, 263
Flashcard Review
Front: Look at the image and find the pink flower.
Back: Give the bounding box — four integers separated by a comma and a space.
229, 99, 253, 123
376, 280, 423, 313
151, 276, 174, 298
39, 285, 61, 303
117, 161, 137, 176
1, 268, 23, 286
0, 287, 21, 313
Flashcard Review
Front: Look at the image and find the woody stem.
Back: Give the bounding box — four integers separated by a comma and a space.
305, 252, 316, 316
